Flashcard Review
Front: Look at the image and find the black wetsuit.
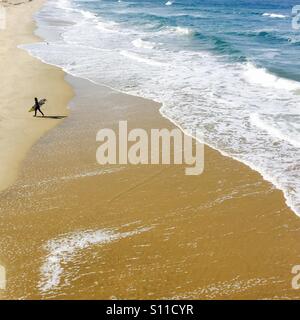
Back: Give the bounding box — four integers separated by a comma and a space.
34, 98, 44, 117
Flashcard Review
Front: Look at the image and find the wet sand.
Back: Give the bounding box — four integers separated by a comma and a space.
0, 0, 73, 193
0, 76, 300, 299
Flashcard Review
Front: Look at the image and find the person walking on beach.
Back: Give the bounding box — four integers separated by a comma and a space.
34, 97, 44, 117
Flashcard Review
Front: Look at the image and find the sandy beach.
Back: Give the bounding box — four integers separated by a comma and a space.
0, 0, 300, 300
0, 74, 300, 299
0, 0, 73, 192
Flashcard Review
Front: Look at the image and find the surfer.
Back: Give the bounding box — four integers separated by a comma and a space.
34, 97, 44, 117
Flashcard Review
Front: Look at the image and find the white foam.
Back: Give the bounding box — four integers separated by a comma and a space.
172, 26, 194, 36
132, 38, 155, 49
96, 20, 118, 32
79, 9, 96, 20
165, 1, 173, 6
54, 0, 72, 10
23, 0, 300, 217
120, 50, 166, 67
158, 26, 195, 36
262, 13, 287, 19
250, 113, 300, 148
243, 62, 300, 91
39, 226, 152, 293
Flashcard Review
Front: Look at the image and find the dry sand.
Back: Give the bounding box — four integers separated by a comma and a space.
0, 0, 73, 192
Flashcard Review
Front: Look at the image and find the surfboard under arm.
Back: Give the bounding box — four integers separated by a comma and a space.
29, 98, 47, 112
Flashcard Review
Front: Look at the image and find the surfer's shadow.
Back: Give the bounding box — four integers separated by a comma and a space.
36, 116, 67, 119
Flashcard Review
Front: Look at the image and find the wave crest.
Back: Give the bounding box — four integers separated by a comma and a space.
243, 63, 300, 91
262, 12, 287, 19
132, 38, 156, 49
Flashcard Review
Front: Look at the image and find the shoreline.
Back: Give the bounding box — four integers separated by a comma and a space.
1, 75, 300, 299
21, 41, 299, 218
19, 0, 299, 218
1, 0, 300, 300
0, 0, 73, 193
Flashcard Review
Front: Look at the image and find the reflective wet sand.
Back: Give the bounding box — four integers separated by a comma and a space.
0, 77, 300, 299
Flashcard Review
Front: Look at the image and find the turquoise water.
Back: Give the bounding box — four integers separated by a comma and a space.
23, 0, 300, 215
78, 0, 300, 80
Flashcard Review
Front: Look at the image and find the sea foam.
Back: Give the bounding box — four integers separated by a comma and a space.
39, 226, 152, 293
132, 38, 155, 49
22, 0, 300, 217
243, 63, 300, 91
262, 13, 288, 19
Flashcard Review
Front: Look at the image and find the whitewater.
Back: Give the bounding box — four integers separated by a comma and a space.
23, 0, 300, 215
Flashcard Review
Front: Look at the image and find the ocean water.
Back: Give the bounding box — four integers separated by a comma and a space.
23, 0, 300, 215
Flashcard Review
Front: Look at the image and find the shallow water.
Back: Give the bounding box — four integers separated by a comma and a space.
22, 0, 300, 216
1, 77, 300, 299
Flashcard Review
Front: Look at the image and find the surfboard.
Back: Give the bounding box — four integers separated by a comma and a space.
28, 98, 47, 112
